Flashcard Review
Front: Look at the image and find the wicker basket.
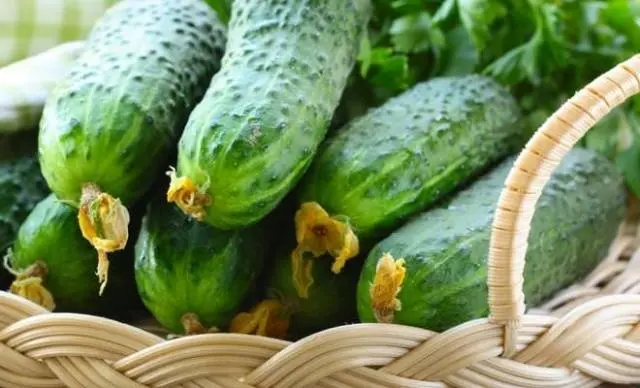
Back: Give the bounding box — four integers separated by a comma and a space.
2, 57, 640, 388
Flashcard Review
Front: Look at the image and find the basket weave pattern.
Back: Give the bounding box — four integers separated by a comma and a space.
1, 57, 640, 388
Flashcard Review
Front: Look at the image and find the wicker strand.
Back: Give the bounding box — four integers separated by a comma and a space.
487, 55, 640, 357
0, 221, 639, 388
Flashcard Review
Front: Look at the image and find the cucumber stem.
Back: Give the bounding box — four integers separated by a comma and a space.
180, 312, 219, 335
228, 299, 290, 339
370, 253, 406, 323
291, 202, 359, 297
4, 255, 56, 311
166, 167, 210, 221
78, 184, 130, 296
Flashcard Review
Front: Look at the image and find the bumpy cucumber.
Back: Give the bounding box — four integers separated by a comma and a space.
37, 0, 227, 290
169, 0, 371, 229
230, 233, 361, 340
6, 194, 141, 316
290, 75, 524, 295
134, 191, 268, 335
0, 155, 49, 288
357, 148, 626, 332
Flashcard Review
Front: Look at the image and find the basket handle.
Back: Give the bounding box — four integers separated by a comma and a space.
487, 54, 640, 357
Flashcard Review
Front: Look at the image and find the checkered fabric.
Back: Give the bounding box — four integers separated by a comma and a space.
0, 0, 118, 68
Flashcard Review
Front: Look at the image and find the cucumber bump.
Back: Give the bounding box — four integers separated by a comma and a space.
167, 0, 372, 229
37, 0, 227, 293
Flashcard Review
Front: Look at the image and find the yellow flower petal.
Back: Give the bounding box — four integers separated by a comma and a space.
293, 202, 360, 279
229, 299, 290, 339
370, 253, 406, 323
291, 247, 314, 299
7, 261, 56, 311
166, 167, 210, 221
180, 312, 218, 335
78, 184, 130, 295
330, 225, 359, 274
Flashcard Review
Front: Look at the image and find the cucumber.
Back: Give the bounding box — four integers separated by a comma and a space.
168, 0, 372, 229
38, 0, 227, 292
230, 233, 361, 340
290, 75, 524, 296
134, 191, 268, 335
0, 155, 49, 288
357, 148, 627, 331
5, 194, 142, 317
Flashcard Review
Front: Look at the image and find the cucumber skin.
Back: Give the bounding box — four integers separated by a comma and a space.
357, 148, 627, 332
9, 194, 141, 316
0, 155, 50, 288
175, 0, 371, 229
38, 0, 226, 205
298, 75, 524, 241
134, 192, 268, 334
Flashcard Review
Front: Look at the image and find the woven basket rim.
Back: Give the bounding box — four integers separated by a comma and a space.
2, 54, 640, 388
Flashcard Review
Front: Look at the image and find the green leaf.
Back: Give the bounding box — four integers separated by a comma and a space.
357, 32, 373, 77
370, 55, 410, 91
433, 0, 456, 23
389, 12, 445, 54
357, 47, 410, 91
601, 0, 640, 49
203, 0, 231, 25
456, 0, 506, 50
439, 26, 479, 76
482, 42, 532, 84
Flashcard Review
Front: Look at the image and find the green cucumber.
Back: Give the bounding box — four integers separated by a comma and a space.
357, 148, 626, 331
5, 194, 141, 317
37, 0, 227, 291
290, 75, 524, 296
134, 191, 268, 335
230, 233, 361, 340
0, 155, 49, 288
168, 0, 371, 229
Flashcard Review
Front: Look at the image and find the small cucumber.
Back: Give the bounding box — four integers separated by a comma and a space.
0, 155, 49, 288
229, 233, 360, 340
357, 148, 626, 331
290, 75, 524, 297
134, 191, 268, 335
167, 0, 371, 229
37, 0, 227, 292
5, 194, 141, 316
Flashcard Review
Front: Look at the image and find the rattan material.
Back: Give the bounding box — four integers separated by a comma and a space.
488, 54, 640, 357
0, 57, 639, 388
